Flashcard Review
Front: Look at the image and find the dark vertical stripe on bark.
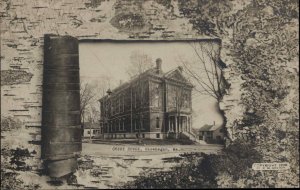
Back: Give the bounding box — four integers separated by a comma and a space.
42, 34, 81, 178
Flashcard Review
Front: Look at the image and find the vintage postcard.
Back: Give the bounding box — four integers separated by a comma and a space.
1, 0, 299, 189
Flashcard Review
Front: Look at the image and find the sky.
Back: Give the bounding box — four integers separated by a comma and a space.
79, 41, 223, 129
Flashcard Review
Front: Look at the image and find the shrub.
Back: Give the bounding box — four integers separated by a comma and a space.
120, 140, 262, 189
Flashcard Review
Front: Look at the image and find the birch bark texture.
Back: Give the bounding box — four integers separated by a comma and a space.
42, 34, 82, 177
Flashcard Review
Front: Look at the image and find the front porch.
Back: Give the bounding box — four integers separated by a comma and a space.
165, 114, 192, 139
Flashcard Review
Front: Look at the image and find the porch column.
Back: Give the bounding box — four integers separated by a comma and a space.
189, 116, 191, 132
168, 117, 170, 132
174, 116, 177, 133
184, 117, 187, 132
180, 117, 183, 132
179, 117, 181, 132
190, 116, 192, 132
172, 117, 175, 132
188, 117, 190, 133
186, 117, 188, 132
177, 117, 180, 132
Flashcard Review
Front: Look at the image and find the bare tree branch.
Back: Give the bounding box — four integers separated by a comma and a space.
80, 76, 111, 124
179, 56, 217, 96
126, 51, 153, 78
179, 42, 224, 101
190, 42, 218, 96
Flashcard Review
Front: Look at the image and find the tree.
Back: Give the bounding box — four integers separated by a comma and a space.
126, 51, 153, 143
179, 42, 227, 102
126, 51, 153, 78
177, 0, 299, 187
80, 77, 111, 139
80, 81, 96, 124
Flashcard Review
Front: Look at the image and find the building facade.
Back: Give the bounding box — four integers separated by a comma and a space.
99, 58, 194, 139
198, 122, 225, 144
82, 122, 101, 139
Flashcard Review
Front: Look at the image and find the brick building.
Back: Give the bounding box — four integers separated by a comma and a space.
99, 58, 194, 139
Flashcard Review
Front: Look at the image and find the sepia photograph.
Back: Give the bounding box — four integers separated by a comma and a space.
1, 0, 298, 189
79, 41, 225, 143
76, 41, 226, 187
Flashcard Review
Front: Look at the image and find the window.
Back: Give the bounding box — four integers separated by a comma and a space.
114, 98, 117, 114
183, 93, 189, 108
156, 133, 160, 138
134, 90, 137, 108
134, 119, 138, 130
123, 134, 126, 138
142, 134, 145, 138
153, 84, 160, 107
206, 132, 213, 137
156, 117, 160, 128
93, 130, 96, 134
87, 131, 90, 134
104, 102, 108, 116
172, 96, 177, 107
122, 96, 125, 112
119, 95, 121, 113
140, 85, 143, 107
112, 100, 114, 115
141, 117, 145, 130
122, 119, 125, 131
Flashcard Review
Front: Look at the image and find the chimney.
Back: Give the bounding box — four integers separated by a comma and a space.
213, 121, 215, 126
178, 66, 183, 73
106, 88, 112, 96
156, 58, 162, 74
